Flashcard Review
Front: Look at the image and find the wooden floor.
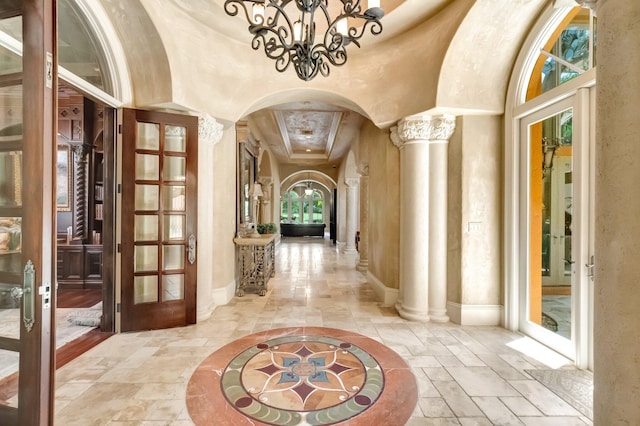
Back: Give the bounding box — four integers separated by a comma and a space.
0, 289, 111, 405
57, 288, 103, 308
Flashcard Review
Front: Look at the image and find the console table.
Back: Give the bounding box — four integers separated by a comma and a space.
233, 234, 276, 296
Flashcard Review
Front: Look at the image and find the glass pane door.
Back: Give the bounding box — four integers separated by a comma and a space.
520, 97, 577, 359
120, 108, 197, 332
0, 14, 24, 412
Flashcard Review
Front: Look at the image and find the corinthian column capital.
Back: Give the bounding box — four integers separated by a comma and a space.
345, 178, 359, 188
198, 113, 224, 145
390, 114, 456, 149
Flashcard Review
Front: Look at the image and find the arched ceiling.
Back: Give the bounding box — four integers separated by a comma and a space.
92, 0, 550, 170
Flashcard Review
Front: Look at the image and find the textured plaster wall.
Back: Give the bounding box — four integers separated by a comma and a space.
447, 116, 502, 306
365, 122, 400, 290
594, 1, 640, 422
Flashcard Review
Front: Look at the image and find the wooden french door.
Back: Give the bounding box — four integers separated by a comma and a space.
0, 1, 57, 424
120, 109, 198, 332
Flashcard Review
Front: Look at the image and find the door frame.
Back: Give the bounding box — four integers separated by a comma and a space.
513, 85, 594, 367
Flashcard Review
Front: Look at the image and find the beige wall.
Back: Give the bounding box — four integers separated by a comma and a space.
365, 122, 400, 290
447, 115, 502, 321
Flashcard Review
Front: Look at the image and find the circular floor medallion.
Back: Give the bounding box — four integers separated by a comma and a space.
187, 327, 417, 426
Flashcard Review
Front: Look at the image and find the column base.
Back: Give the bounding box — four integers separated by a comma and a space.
356, 260, 368, 272
428, 309, 449, 323
395, 302, 430, 322
343, 248, 358, 254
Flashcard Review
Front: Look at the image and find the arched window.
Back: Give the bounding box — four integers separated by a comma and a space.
526, 7, 596, 100
280, 188, 323, 224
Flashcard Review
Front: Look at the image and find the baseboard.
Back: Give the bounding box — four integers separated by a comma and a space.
447, 301, 503, 326
198, 279, 236, 322
367, 272, 398, 306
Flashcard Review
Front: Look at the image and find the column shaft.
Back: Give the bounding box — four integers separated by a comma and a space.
357, 174, 369, 271
344, 180, 358, 253
429, 142, 449, 322
396, 143, 430, 321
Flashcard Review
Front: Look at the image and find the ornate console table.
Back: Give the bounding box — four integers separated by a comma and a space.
233, 234, 276, 296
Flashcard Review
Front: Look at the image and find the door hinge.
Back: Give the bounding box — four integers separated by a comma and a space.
117, 183, 122, 194
117, 243, 121, 253
116, 303, 121, 313
586, 255, 595, 281
118, 124, 122, 134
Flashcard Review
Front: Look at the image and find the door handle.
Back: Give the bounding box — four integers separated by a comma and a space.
18, 260, 35, 332
563, 258, 575, 265
188, 234, 196, 264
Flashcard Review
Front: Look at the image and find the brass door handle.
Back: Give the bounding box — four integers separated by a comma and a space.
188, 234, 196, 264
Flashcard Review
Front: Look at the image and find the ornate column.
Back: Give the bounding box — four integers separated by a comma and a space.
593, 0, 640, 423
344, 178, 359, 254
391, 114, 456, 322
357, 165, 369, 271
428, 117, 455, 322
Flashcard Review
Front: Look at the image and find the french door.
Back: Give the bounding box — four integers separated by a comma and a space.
0, 1, 57, 424
120, 108, 198, 332
519, 89, 593, 366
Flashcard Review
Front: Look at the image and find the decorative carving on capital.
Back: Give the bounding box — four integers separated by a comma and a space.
357, 163, 369, 177
198, 114, 224, 145
345, 178, 359, 188
390, 115, 456, 149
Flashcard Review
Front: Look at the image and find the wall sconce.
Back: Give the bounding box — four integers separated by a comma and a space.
248, 181, 264, 238
542, 137, 561, 178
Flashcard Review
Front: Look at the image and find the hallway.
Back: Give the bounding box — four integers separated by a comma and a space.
54, 239, 592, 425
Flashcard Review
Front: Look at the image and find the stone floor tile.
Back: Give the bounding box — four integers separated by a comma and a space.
473, 396, 525, 425
447, 367, 520, 397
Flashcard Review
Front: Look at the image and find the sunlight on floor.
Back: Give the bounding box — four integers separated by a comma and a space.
507, 336, 572, 369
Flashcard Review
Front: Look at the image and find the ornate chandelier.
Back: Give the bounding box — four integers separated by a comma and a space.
224, 0, 384, 81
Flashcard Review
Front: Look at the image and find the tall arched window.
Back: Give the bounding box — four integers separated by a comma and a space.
281, 188, 323, 224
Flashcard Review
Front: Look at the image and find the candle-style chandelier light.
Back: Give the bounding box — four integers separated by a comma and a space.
224, 0, 384, 81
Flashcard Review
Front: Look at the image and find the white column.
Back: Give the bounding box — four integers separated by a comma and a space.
344, 178, 359, 254
196, 114, 223, 320
391, 115, 456, 322
593, 0, 640, 423
429, 140, 451, 322
357, 166, 369, 271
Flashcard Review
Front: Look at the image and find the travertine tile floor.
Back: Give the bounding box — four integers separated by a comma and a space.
55, 238, 592, 425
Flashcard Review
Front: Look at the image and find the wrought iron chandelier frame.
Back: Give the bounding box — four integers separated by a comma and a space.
224, 0, 384, 81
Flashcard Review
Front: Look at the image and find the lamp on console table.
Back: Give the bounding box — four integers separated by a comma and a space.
248, 181, 264, 238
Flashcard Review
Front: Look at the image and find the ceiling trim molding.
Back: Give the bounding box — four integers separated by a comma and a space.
324, 112, 342, 158
274, 110, 343, 161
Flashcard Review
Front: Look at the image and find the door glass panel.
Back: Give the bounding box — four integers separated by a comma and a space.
0, 152, 22, 207
163, 156, 185, 181
162, 245, 184, 270
163, 275, 184, 301
164, 125, 186, 152
136, 122, 159, 150
135, 184, 159, 210
134, 245, 158, 272
135, 153, 159, 180
135, 215, 158, 241
163, 185, 185, 211
0, 9, 24, 410
529, 108, 573, 340
163, 215, 185, 240
134, 275, 158, 304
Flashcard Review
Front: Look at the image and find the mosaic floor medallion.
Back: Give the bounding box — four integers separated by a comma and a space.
187, 327, 417, 426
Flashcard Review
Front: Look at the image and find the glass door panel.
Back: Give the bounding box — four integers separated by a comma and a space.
520, 97, 576, 360
0, 34, 23, 412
